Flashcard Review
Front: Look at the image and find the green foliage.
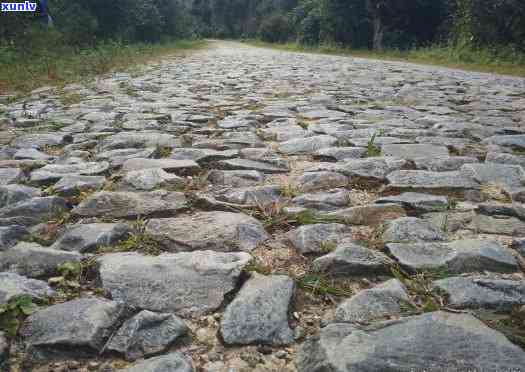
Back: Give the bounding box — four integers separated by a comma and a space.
366, 131, 383, 157
0, 295, 38, 338
298, 274, 352, 297
259, 13, 293, 43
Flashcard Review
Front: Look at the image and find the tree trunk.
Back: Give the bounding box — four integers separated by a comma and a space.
372, 15, 384, 50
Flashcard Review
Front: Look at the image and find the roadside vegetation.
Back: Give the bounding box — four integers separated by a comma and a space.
248, 40, 525, 77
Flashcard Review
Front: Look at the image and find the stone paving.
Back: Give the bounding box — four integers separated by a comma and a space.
1, 40, 525, 371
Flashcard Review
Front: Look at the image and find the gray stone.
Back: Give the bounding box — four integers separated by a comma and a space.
123, 168, 186, 191
21, 298, 125, 355
121, 353, 193, 372
240, 148, 290, 169
511, 238, 525, 257
486, 151, 525, 168
0, 196, 68, 227
13, 148, 53, 161
278, 135, 337, 155
30, 161, 109, 183
105, 310, 189, 361
219, 185, 282, 206
334, 279, 411, 323
0, 272, 56, 305
375, 192, 449, 213
469, 214, 525, 236
12, 133, 71, 149
171, 148, 238, 164
483, 134, 525, 150
295, 172, 348, 192
51, 175, 105, 196
121, 158, 200, 175
414, 156, 479, 171
0, 331, 6, 367
145, 211, 268, 252
96, 147, 157, 167
313, 243, 394, 277
382, 144, 448, 159
433, 276, 525, 311
100, 132, 177, 150
51, 223, 132, 253
386, 239, 518, 274
314, 147, 366, 161
292, 189, 351, 211
461, 163, 525, 193
72, 190, 187, 219
382, 217, 446, 243
97, 251, 251, 315
0, 168, 25, 185
0, 184, 41, 209
207, 170, 264, 187
218, 159, 288, 174
0, 225, 29, 250
335, 158, 398, 183
296, 311, 525, 371
0, 242, 83, 278
325, 204, 406, 225
221, 273, 295, 346
286, 224, 352, 254
386, 170, 479, 192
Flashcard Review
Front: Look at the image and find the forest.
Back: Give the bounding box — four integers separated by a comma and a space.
1, 0, 525, 92
1, 0, 524, 50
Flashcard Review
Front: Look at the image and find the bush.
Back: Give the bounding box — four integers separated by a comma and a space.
259, 14, 293, 43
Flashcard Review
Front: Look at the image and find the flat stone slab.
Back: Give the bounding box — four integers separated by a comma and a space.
0, 225, 29, 250
296, 311, 525, 371
207, 170, 265, 187
483, 134, 525, 150
0, 272, 56, 305
286, 223, 352, 254
382, 144, 449, 159
99, 132, 178, 150
313, 243, 395, 277
51, 223, 132, 253
50, 175, 106, 196
218, 158, 289, 174
30, 161, 110, 183
97, 251, 251, 316
12, 133, 71, 149
0, 242, 83, 278
72, 190, 187, 219
382, 217, 446, 243
123, 168, 185, 191
433, 275, 525, 311
292, 189, 351, 211
0, 196, 68, 226
325, 204, 406, 225
145, 211, 268, 252
295, 171, 349, 192
21, 298, 125, 356
278, 135, 337, 155
461, 163, 525, 193
0, 168, 25, 185
0, 184, 41, 209
121, 353, 193, 372
121, 158, 200, 175
105, 310, 188, 361
375, 192, 448, 213
386, 239, 518, 274
96, 148, 157, 167
218, 185, 282, 207
334, 279, 411, 323
386, 170, 479, 192
221, 273, 295, 346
